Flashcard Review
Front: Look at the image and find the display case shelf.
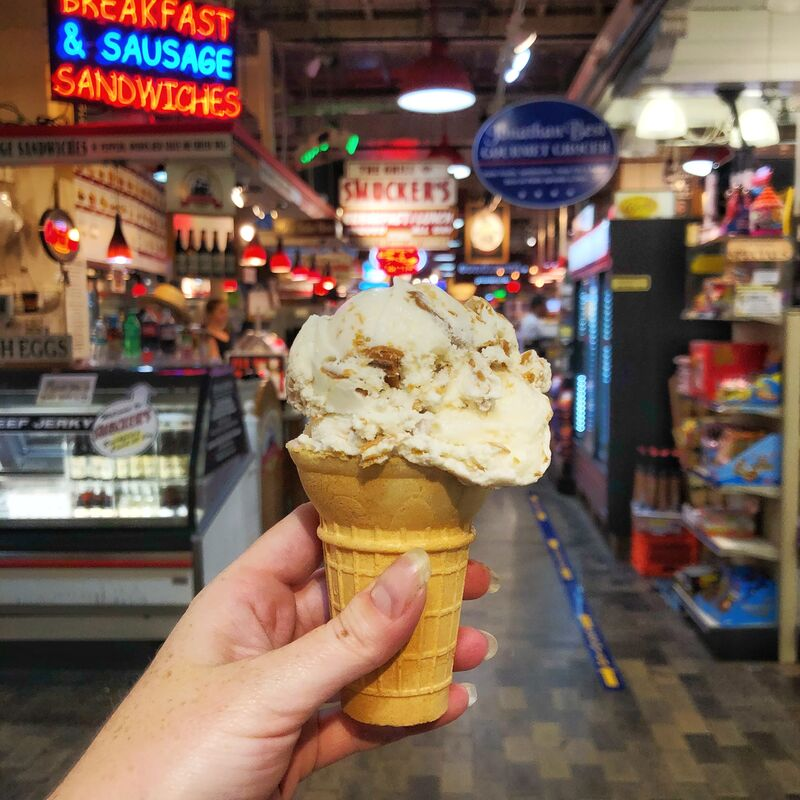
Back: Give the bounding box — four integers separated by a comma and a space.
680, 510, 779, 562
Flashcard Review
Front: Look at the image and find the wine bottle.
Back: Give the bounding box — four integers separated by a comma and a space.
185, 230, 199, 276
174, 229, 187, 277
224, 232, 236, 278
211, 231, 224, 277
198, 230, 212, 277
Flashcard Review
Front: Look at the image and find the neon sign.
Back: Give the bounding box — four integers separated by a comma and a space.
39, 208, 80, 263
369, 247, 427, 277
47, 0, 241, 120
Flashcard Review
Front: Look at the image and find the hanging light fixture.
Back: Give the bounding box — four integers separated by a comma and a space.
269, 239, 292, 274
682, 145, 733, 177
397, 39, 476, 114
106, 211, 133, 265
152, 164, 168, 184
635, 90, 687, 140
739, 106, 780, 147
428, 135, 471, 180
240, 241, 268, 268
291, 250, 310, 282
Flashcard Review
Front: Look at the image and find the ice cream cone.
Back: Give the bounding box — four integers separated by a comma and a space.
289, 444, 488, 726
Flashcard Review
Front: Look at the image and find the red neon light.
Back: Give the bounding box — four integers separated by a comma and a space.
52, 64, 241, 120
43, 219, 80, 257
375, 247, 421, 277
58, 0, 235, 43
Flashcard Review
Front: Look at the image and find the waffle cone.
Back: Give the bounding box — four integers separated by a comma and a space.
288, 444, 488, 726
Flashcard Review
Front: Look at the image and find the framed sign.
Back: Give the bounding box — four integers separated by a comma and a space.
473, 99, 618, 210
47, 0, 242, 120
465, 203, 510, 264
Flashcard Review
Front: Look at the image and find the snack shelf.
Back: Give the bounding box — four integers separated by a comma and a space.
679, 396, 782, 420
680, 510, 779, 562
688, 468, 781, 499
680, 311, 784, 326
672, 582, 777, 632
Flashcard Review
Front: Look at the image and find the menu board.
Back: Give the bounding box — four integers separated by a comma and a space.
204, 374, 247, 474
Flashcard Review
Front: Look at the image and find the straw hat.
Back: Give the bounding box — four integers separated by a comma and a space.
138, 283, 189, 320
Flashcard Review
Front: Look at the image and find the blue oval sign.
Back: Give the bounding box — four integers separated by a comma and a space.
472, 99, 618, 210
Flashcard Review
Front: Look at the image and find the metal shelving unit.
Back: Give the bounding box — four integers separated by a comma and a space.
678, 233, 798, 663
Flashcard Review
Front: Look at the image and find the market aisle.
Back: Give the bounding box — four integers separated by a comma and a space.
301, 482, 800, 800
2, 483, 800, 800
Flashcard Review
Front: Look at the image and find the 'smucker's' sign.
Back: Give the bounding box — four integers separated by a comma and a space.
47, 0, 242, 120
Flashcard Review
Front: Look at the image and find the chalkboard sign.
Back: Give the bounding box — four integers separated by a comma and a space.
204, 373, 247, 474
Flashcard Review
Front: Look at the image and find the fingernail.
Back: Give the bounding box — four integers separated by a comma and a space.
480, 630, 498, 661
461, 683, 478, 708
488, 568, 501, 594
370, 548, 430, 619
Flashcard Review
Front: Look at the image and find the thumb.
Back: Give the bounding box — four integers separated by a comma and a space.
248, 548, 431, 722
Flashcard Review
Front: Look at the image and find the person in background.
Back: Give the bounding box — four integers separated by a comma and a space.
516, 295, 556, 353
204, 298, 231, 362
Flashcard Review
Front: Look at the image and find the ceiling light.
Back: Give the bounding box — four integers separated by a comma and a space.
428, 136, 471, 180
504, 68, 520, 84
682, 146, 732, 177
739, 106, 780, 147
269, 241, 292, 274
240, 242, 267, 268
636, 91, 687, 140
239, 223, 256, 243
526, 235, 537, 247
511, 48, 531, 73
152, 163, 167, 184
453, 217, 465, 230
270, 209, 279, 220
397, 39, 476, 114
448, 163, 472, 180
252, 205, 266, 220
231, 185, 245, 208
434, 253, 457, 262
514, 32, 537, 54
106, 212, 133, 265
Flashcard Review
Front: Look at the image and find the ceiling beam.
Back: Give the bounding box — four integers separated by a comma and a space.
257, 13, 605, 43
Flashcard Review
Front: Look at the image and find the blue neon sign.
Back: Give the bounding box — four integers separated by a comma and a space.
56, 22, 233, 82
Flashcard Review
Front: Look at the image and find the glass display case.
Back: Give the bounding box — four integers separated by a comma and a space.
0, 366, 248, 544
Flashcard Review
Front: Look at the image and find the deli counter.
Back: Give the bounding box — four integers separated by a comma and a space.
0, 366, 261, 640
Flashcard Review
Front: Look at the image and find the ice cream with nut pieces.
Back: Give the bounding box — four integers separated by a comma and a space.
286, 281, 552, 487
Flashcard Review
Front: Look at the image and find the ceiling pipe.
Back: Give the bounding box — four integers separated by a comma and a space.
567, 0, 668, 108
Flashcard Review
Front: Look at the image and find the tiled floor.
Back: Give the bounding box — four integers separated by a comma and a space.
2, 482, 800, 799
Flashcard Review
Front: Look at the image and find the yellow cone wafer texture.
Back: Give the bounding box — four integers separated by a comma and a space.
289, 445, 488, 726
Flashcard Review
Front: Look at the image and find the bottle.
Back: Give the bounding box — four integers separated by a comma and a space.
69, 437, 88, 481
185, 230, 199, 276
123, 311, 142, 362
90, 318, 108, 366
197, 230, 212, 277
19, 267, 38, 313
174, 229, 187, 277
158, 430, 173, 480
224, 232, 236, 278
159, 309, 177, 359
211, 231, 224, 277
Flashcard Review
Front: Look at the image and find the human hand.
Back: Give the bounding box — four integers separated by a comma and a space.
49, 504, 496, 800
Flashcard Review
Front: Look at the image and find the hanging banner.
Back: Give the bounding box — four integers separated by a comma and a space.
339, 162, 456, 249
47, 0, 242, 120
473, 99, 618, 210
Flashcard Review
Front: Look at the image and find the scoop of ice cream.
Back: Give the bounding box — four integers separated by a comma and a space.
286, 281, 552, 486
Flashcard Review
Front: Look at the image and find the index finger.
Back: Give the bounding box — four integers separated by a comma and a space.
232, 503, 322, 587
464, 559, 495, 600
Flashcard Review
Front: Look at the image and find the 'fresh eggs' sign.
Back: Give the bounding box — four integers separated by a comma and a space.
47, 0, 242, 120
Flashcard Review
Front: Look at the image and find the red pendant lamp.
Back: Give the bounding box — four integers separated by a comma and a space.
107, 211, 133, 265
240, 241, 268, 268
269, 238, 292, 274
397, 39, 476, 114
290, 250, 310, 282
428, 134, 471, 180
